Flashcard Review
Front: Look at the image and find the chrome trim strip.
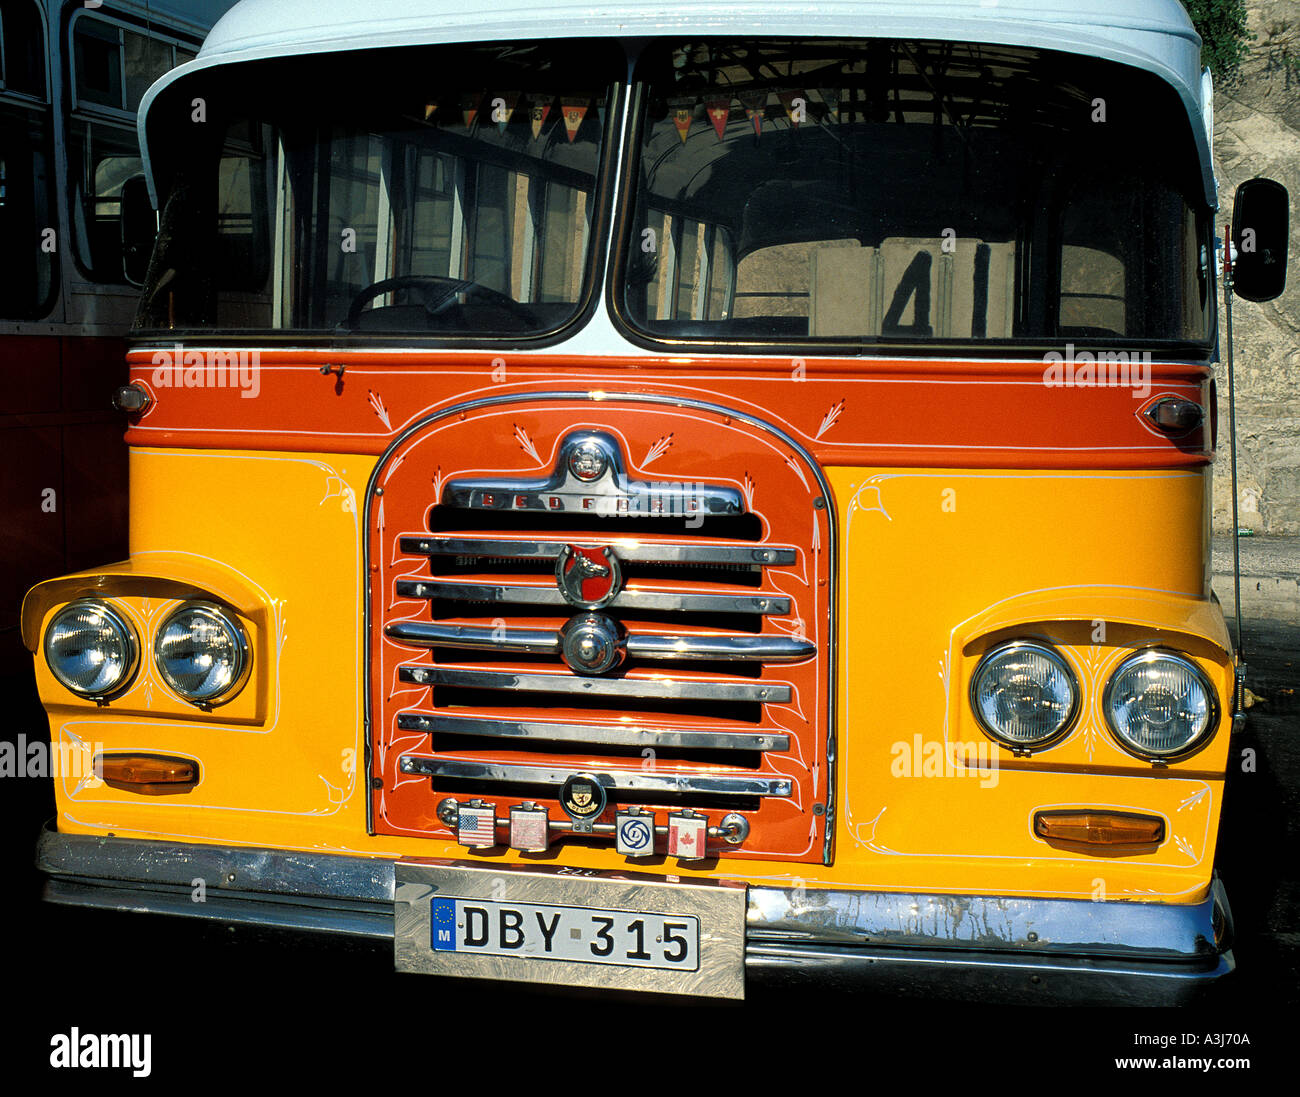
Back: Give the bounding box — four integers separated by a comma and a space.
36, 833, 1234, 1004
397, 756, 794, 797
625, 634, 815, 663
744, 879, 1231, 958
396, 712, 790, 751
37, 828, 394, 904
385, 621, 560, 654
400, 536, 797, 567
363, 391, 839, 862
386, 621, 813, 663
398, 664, 792, 703
742, 943, 1232, 1004
43, 878, 394, 940
395, 579, 790, 616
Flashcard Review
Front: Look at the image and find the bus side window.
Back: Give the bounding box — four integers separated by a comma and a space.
68, 128, 143, 283
1, 0, 47, 99
536, 181, 589, 305
69, 14, 199, 285
1058, 196, 1127, 337
804, 236, 1015, 339
706, 229, 734, 321
316, 129, 384, 324
0, 0, 56, 320
401, 150, 457, 281
467, 161, 516, 296
0, 121, 56, 320
211, 140, 274, 326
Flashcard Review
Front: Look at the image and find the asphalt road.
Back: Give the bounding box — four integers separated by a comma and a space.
1, 612, 1295, 1079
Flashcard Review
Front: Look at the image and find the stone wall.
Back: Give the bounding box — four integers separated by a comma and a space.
1211, 0, 1300, 533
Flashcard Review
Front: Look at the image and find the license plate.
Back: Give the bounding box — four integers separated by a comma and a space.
394, 861, 746, 999
431, 898, 699, 972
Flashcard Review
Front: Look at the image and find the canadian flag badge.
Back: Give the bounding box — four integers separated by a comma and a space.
668, 812, 707, 861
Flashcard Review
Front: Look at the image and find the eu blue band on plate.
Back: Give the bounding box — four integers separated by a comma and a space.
430, 898, 457, 951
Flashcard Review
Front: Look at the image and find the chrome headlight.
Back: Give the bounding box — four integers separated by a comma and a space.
43, 600, 140, 700
970, 641, 1079, 750
154, 601, 251, 705
1103, 650, 1217, 760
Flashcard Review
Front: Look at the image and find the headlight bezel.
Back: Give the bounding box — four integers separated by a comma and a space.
1102, 648, 1219, 762
968, 639, 1081, 752
43, 598, 141, 701
153, 600, 252, 706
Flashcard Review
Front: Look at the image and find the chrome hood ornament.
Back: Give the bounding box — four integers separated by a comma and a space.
441, 430, 745, 518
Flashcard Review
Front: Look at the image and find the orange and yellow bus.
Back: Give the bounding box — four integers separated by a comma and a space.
22, 0, 1290, 1002
1, 0, 235, 684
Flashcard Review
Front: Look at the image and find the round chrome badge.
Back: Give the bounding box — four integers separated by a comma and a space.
567, 440, 608, 482
560, 773, 608, 828
559, 613, 626, 676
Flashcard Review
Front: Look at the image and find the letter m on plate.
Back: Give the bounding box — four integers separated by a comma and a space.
431, 898, 458, 950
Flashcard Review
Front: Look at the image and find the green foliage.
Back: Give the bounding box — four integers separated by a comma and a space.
1181, 0, 1254, 83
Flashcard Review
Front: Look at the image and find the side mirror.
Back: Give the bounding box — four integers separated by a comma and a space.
120, 174, 157, 287
1232, 177, 1289, 303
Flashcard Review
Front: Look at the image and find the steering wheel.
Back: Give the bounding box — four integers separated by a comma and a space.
343, 274, 537, 330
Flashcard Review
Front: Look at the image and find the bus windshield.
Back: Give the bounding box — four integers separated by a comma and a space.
135, 41, 620, 338
619, 39, 1212, 350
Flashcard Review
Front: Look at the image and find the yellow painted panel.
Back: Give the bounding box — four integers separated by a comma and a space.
34, 453, 1231, 904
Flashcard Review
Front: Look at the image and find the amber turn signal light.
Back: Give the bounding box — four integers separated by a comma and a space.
1033, 810, 1164, 847
96, 753, 198, 795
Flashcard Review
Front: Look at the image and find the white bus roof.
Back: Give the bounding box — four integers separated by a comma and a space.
140, 0, 1217, 205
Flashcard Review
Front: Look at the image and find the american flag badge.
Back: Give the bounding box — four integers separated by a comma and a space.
509, 803, 550, 852
667, 812, 708, 861
615, 810, 655, 857
457, 801, 497, 848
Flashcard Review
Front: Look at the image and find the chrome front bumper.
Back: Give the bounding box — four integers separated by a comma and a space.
36, 827, 1233, 1005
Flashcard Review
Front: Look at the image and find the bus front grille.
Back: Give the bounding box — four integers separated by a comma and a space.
367, 405, 832, 863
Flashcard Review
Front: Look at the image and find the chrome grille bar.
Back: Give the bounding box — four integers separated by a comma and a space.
400, 536, 796, 567
396, 579, 790, 616
386, 621, 814, 662
397, 713, 790, 752
398, 756, 794, 797
626, 634, 814, 663
386, 622, 560, 654
399, 665, 792, 703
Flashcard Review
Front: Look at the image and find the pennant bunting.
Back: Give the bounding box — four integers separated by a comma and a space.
706, 97, 730, 140
818, 88, 840, 122
529, 95, 552, 140
739, 90, 766, 137
778, 88, 807, 128
673, 105, 693, 144
460, 92, 481, 130
561, 98, 589, 142
494, 91, 519, 133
